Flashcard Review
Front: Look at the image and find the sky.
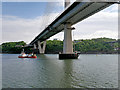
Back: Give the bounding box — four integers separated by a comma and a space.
1, 1, 118, 44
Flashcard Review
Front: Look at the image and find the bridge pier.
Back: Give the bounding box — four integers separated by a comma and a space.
34, 44, 37, 49
38, 40, 46, 54
59, 0, 78, 59
59, 23, 78, 59
33, 43, 38, 54
63, 23, 73, 54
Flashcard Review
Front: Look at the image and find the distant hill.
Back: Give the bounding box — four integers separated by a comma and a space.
0, 41, 31, 54
73, 38, 118, 54
0, 38, 119, 54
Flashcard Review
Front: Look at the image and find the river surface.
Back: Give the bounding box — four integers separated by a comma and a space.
2, 54, 118, 88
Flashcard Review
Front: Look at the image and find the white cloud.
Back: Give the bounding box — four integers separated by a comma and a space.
2, 0, 64, 2
109, 4, 118, 12
0, 17, 2, 44
78, 30, 118, 39
72, 8, 118, 39
2, 13, 59, 44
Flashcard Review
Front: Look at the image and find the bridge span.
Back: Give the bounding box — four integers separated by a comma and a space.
29, 0, 118, 59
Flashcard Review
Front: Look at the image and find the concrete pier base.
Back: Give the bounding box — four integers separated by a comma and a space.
59, 53, 79, 59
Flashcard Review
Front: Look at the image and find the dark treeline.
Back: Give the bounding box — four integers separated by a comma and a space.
0, 38, 119, 54
0, 41, 31, 54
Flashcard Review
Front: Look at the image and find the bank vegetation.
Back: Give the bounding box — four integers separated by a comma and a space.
0, 38, 119, 54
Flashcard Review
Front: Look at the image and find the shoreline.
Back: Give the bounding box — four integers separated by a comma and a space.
0, 53, 119, 54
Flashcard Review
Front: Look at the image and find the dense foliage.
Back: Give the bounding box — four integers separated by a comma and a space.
0, 41, 30, 53
46, 40, 63, 54
45, 38, 118, 54
0, 38, 119, 54
74, 38, 118, 54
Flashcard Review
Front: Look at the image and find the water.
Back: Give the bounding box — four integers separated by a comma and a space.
2, 54, 118, 88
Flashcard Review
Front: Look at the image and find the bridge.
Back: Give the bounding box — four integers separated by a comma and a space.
29, 0, 119, 59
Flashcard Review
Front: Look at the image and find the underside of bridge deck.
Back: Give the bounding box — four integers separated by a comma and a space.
29, 0, 117, 58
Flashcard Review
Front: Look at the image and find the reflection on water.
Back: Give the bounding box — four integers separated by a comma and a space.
2, 54, 118, 88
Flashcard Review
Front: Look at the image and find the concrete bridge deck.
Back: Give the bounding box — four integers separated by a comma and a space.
30, 1, 117, 45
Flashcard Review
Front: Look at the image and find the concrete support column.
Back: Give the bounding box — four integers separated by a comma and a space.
63, 23, 73, 54
34, 44, 37, 49
38, 40, 46, 54
43, 41, 46, 53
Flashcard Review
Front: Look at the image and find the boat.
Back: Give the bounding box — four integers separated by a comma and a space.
18, 56, 37, 58
18, 49, 37, 58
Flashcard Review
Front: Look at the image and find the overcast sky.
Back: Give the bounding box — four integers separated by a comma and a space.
1, 1, 118, 44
